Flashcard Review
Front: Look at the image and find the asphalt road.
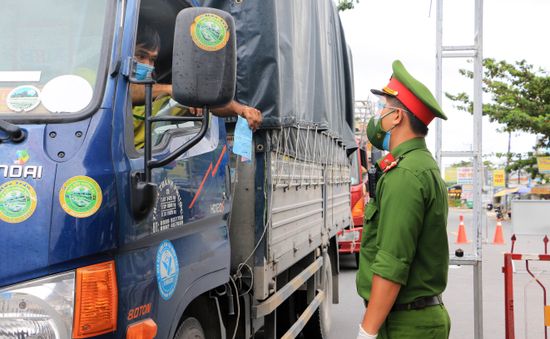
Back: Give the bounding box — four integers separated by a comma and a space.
327, 208, 550, 339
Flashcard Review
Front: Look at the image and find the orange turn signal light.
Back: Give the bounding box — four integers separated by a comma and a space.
127, 319, 158, 339
352, 196, 365, 218
73, 260, 118, 338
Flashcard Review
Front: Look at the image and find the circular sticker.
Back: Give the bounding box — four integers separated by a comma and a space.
6, 85, 41, 112
190, 13, 230, 52
156, 240, 179, 300
41, 75, 93, 113
0, 180, 37, 223
59, 176, 102, 218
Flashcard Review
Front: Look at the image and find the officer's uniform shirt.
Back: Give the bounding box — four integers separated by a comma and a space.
356, 137, 449, 304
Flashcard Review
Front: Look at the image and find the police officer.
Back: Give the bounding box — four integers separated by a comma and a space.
356, 60, 450, 339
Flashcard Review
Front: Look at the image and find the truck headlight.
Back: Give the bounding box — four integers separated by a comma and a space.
0, 271, 75, 339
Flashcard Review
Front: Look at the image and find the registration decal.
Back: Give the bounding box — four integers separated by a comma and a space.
59, 176, 102, 218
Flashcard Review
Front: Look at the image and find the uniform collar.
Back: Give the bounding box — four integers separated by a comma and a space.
375, 138, 427, 172
390, 137, 427, 158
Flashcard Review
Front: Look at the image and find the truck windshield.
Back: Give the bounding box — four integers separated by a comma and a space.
0, 0, 110, 119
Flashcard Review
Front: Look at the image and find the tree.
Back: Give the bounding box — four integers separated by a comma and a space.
446, 59, 550, 181
337, 0, 359, 11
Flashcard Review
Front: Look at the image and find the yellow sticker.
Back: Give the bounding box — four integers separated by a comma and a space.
0, 180, 37, 223
190, 13, 230, 52
59, 176, 102, 218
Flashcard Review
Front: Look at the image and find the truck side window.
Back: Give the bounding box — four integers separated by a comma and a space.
130, 17, 199, 151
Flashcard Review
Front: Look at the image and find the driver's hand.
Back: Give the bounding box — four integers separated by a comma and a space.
189, 107, 203, 116
240, 106, 262, 131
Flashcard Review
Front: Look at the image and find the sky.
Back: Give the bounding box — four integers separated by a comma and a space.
339, 0, 550, 168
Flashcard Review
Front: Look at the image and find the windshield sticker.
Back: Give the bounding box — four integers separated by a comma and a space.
0, 150, 43, 179
156, 240, 179, 301
59, 176, 102, 218
40, 75, 93, 113
190, 13, 230, 52
0, 71, 41, 82
6, 86, 41, 112
0, 180, 37, 223
152, 178, 184, 233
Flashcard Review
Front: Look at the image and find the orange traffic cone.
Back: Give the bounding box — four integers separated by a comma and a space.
456, 215, 469, 244
493, 220, 505, 245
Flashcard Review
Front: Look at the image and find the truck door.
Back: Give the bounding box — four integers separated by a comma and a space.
115, 5, 231, 337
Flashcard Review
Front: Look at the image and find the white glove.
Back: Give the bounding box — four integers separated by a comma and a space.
356, 325, 378, 339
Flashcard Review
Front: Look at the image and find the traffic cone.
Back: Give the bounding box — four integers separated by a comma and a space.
492, 220, 505, 245
456, 215, 469, 244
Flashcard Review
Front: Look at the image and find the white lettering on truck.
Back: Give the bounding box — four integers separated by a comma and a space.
0, 165, 43, 179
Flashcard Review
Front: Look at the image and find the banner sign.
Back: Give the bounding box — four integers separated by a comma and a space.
537, 156, 550, 175
457, 167, 473, 185
493, 169, 505, 187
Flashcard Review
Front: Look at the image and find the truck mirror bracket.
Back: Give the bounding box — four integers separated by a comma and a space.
130, 171, 157, 222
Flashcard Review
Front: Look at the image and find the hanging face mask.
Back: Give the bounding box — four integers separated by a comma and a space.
366, 110, 397, 151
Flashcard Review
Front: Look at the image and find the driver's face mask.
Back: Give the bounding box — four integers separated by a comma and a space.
134, 62, 155, 81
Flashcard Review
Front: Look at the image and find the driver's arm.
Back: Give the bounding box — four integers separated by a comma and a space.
130, 83, 172, 106
212, 100, 262, 131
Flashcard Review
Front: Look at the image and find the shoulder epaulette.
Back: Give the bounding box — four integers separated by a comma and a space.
379, 153, 403, 173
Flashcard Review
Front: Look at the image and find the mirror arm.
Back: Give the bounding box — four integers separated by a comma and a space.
148, 106, 210, 169
144, 82, 154, 182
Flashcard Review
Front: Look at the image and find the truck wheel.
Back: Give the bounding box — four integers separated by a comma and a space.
355, 252, 360, 268
302, 254, 333, 338
174, 317, 205, 339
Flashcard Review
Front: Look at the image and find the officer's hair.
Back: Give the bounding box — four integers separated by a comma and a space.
389, 98, 429, 136
137, 24, 161, 52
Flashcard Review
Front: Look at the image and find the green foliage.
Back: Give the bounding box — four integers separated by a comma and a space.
446, 59, 550, 179
450, 160, 472, 168
448, 159, 496, 170
337, 0, 359, 11
495, 151, 540, 179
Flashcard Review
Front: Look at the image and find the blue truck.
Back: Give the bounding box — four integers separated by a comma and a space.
0, 0, 355, 338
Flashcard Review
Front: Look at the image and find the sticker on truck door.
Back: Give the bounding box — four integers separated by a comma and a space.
152, 179, 184, 233
59, 176, 102, 218
156, 240, 179, 301
0, 180, 37, 223
190, 13, 230, 52
6, 85, 41, 112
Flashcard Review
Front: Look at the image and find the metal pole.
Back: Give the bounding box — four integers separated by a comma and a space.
435, 0, 443, 170
144, 82, 153, 182
473, 1, 484, 338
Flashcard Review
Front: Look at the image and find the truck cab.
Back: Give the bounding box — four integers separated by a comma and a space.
1, 1, 232, 337
337, 141, 368, 267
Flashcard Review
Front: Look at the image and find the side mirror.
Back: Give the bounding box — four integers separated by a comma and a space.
172, 8, 236, 108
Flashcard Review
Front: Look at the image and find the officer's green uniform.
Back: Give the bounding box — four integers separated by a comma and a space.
356, 60, 451, 338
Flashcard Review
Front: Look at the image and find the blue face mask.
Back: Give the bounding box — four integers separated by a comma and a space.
382, 129, 392, 151
134, 62, 155, 81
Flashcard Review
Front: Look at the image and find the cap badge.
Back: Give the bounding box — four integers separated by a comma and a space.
382, 86, 398, 96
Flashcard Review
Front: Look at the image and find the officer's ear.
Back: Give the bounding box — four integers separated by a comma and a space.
392, 107, 405, 126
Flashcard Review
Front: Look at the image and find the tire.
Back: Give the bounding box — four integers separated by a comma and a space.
174, 317, 205, 339
302, 254, 333, 338
355, 252, 360, 269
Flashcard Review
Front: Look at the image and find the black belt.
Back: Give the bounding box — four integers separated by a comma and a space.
364, 295, 443, 312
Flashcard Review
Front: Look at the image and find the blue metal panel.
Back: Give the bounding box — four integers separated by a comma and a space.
0, 126, 55, 287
